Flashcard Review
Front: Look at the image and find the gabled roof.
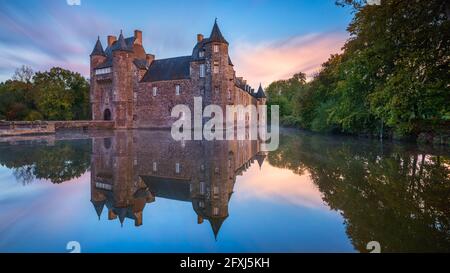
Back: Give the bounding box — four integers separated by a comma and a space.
141, 56, 192, 82
207, 19, 228, 45
90, 37, 105, 56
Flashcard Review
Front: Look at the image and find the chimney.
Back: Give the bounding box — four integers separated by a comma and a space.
134, 30, 142, 45
146, 54, 155, 65
197, 34, 204, 43
107, 35, 117, 47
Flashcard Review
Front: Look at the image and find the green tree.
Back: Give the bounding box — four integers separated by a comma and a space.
33, 67, 90, 120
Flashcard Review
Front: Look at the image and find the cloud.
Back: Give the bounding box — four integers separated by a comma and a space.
230, 32, 348, 87
67, 0, 81, 6
0, 0, 112, 81
235, 162, 327, 209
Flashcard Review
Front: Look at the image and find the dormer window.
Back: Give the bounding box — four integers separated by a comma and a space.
213, 44, 219, 53
95, 67, 111, 75
199, 51, 205, 58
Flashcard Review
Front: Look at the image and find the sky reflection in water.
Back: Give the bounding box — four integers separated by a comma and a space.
0, 129, 448, 253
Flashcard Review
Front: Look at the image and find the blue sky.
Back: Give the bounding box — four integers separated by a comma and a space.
0, 0, 353, 86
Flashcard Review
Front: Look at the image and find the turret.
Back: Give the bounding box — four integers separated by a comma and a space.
90, 36, 106, 72
204, 19, 233, 108
255, 83, 266, 101
111, 30, 134, 128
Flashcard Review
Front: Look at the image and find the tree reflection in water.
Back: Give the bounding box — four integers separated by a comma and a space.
269, 129, 450, 252
0, 138, 91, 184
0, 129, 448, 251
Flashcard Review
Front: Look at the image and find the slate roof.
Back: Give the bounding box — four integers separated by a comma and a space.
133, 59, 149, 70
141, 56, 192, 82
255, 84, 266, 99
141, 176, 191, 202
94, 33, 144, 69
191, 39, 208, 61
90, 37, 105, 56
206, 19, 228, 45
112, 32, 133, 52
95, 57, 112, 69
228, 56, 233, 66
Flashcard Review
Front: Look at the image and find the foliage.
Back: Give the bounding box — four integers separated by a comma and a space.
0, 139, 91, 184
0, 66, 90, 121
268, 131, 450, 252
267, 0, 450, 138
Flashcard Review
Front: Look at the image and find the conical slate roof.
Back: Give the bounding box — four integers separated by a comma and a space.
209, 217, 227, 241
255, 84, 266, 99
91, 200, 105, 219
208, 19, 228, 45
112, 31, 132, 52
90, 36, 105, 56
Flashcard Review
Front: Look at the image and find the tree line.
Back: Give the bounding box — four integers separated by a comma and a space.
268, 131, 450, 252
266, 0, 449, 142
0, 66, 90, 121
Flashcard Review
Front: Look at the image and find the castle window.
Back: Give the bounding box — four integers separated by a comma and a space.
133, 92, 137, 100
199, 51, 205, 58
213, 61, 219, 74
152, 86, 157, 96
213, 186, 219, 195
200, 182, 206, 195
199, 201, 205, 208
153, 162, 157, 172
214, 87, 219, 94
213, 44, 219, 53
95, 67, 111, 75
175, 85, 180, 96
227, 89, 232, 100
175, 163, 181, 174
199, 64, 205, 78
213, 207, 219, 216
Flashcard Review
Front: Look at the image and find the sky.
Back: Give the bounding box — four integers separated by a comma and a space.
0, 0, 354, 87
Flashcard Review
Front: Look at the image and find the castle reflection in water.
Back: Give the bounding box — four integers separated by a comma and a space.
90, 130, 267, 238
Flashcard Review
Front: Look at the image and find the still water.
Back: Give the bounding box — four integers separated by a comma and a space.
0, 129, 448, 253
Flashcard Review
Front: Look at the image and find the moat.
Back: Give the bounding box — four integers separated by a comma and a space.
0, 129, 448, 253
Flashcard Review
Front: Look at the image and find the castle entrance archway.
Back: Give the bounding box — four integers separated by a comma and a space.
103, 109, 112, 121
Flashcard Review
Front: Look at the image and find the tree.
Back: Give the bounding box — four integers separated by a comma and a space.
33, 67, 90, 120
12, 65, 34, 83
268, 0, 450, 139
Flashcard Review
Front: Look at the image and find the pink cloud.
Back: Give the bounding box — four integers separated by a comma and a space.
230, 32, 348, 87
234, 162, 327, 209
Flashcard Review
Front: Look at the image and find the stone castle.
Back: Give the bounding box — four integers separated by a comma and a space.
90, 20, 266, 129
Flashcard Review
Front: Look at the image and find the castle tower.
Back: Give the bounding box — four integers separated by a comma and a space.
255, 83, 267, 105
111, 31, 134, 129
90, 37, 107, 121
204, 19, 234, 109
